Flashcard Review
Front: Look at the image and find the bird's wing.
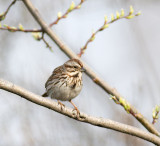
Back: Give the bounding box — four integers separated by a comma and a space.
45, 65, 64, 88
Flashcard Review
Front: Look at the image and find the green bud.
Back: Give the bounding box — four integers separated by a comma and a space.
90, 35, 95, 41
18, 24, 24, 31
136, 11, 141, 16
3, 24, 11, 30
0, 13, 5, 21
152, 110, 156, 118
102, 24, 109, 30
9, 27, 17, 32
116, 11, 120, 19
124, 103, 130, 113
155, 105, 160, 112
57, 12, 62, 19
31, 32, 41, 41
126, 15, 135, 19
121, 9, 125, 17
3, 24, 9, 28
119, 97, 125, 105
110, 95, 119, 104
129, 5, 134, 15
104, 15, 108, 23
111, 13, 115, 21
68, 1, 75, 12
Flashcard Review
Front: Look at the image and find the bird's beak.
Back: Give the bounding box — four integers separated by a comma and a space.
81, 67, 86, 72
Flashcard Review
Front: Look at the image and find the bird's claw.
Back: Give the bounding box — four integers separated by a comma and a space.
58, 101, 65, 110
72, 108, 80, 117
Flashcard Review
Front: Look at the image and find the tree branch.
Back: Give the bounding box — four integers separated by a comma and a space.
0, 26, 41, 32
21, 0, 160, 136
0, 79, 160, 145
78, 8, 141, 57
0, 0, 17, 21
49, 0, 85, 27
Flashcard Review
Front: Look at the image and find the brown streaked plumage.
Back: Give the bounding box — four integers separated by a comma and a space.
42, 59, 85, 115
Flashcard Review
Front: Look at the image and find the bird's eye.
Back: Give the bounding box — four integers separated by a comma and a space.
74, 66, 78, 69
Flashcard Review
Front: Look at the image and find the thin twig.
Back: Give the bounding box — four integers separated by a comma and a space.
49, 0, 85, 27
41, 32, 53, 51
152, 105, 160, 124
22, 0, 160, 136
152, 112, 159, 125
0, 79, 160, 145
3, 0, 16, 17
78, 8, 141, 57
31, 31, 53, 51
0, 26, 42, 32
0, 0, 17, 21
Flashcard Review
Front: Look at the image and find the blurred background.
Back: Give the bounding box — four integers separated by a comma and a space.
0, 0, 160, 145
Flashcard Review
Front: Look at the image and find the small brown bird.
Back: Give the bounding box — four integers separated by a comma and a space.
42, 59, 85, 114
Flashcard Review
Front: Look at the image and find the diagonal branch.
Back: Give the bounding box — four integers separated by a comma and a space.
78, 8, 141, 57
0, 0, 17, 21
22, 0, 159, 136
0, 79, 160, 145
49, 0, 85, 27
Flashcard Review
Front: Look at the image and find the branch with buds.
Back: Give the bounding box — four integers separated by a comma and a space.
110, 95, 140, 118
152, 105, 160, 124
0, 0, 17, 21
0, 23, 41, 32
1, 0, 159, 139
0, 0, 85, 51
0, 23, 51, 50
32, 0, 85, 50
32, 32, 53, 51
78, 6, 141, 57
1, 79, 160, 145
21, 0, 160, 136
49, 0, 85, 27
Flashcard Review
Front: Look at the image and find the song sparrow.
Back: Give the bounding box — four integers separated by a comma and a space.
42, 59, 85, 114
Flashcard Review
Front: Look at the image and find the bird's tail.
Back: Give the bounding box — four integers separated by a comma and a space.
42, 92, 48, 97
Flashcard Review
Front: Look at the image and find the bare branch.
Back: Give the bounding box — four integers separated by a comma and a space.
40, 32, 53, 51
0, 0, 17, 21
31, 32, 53, 51
22, 0, 160, 136
0, 79, 160, 145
